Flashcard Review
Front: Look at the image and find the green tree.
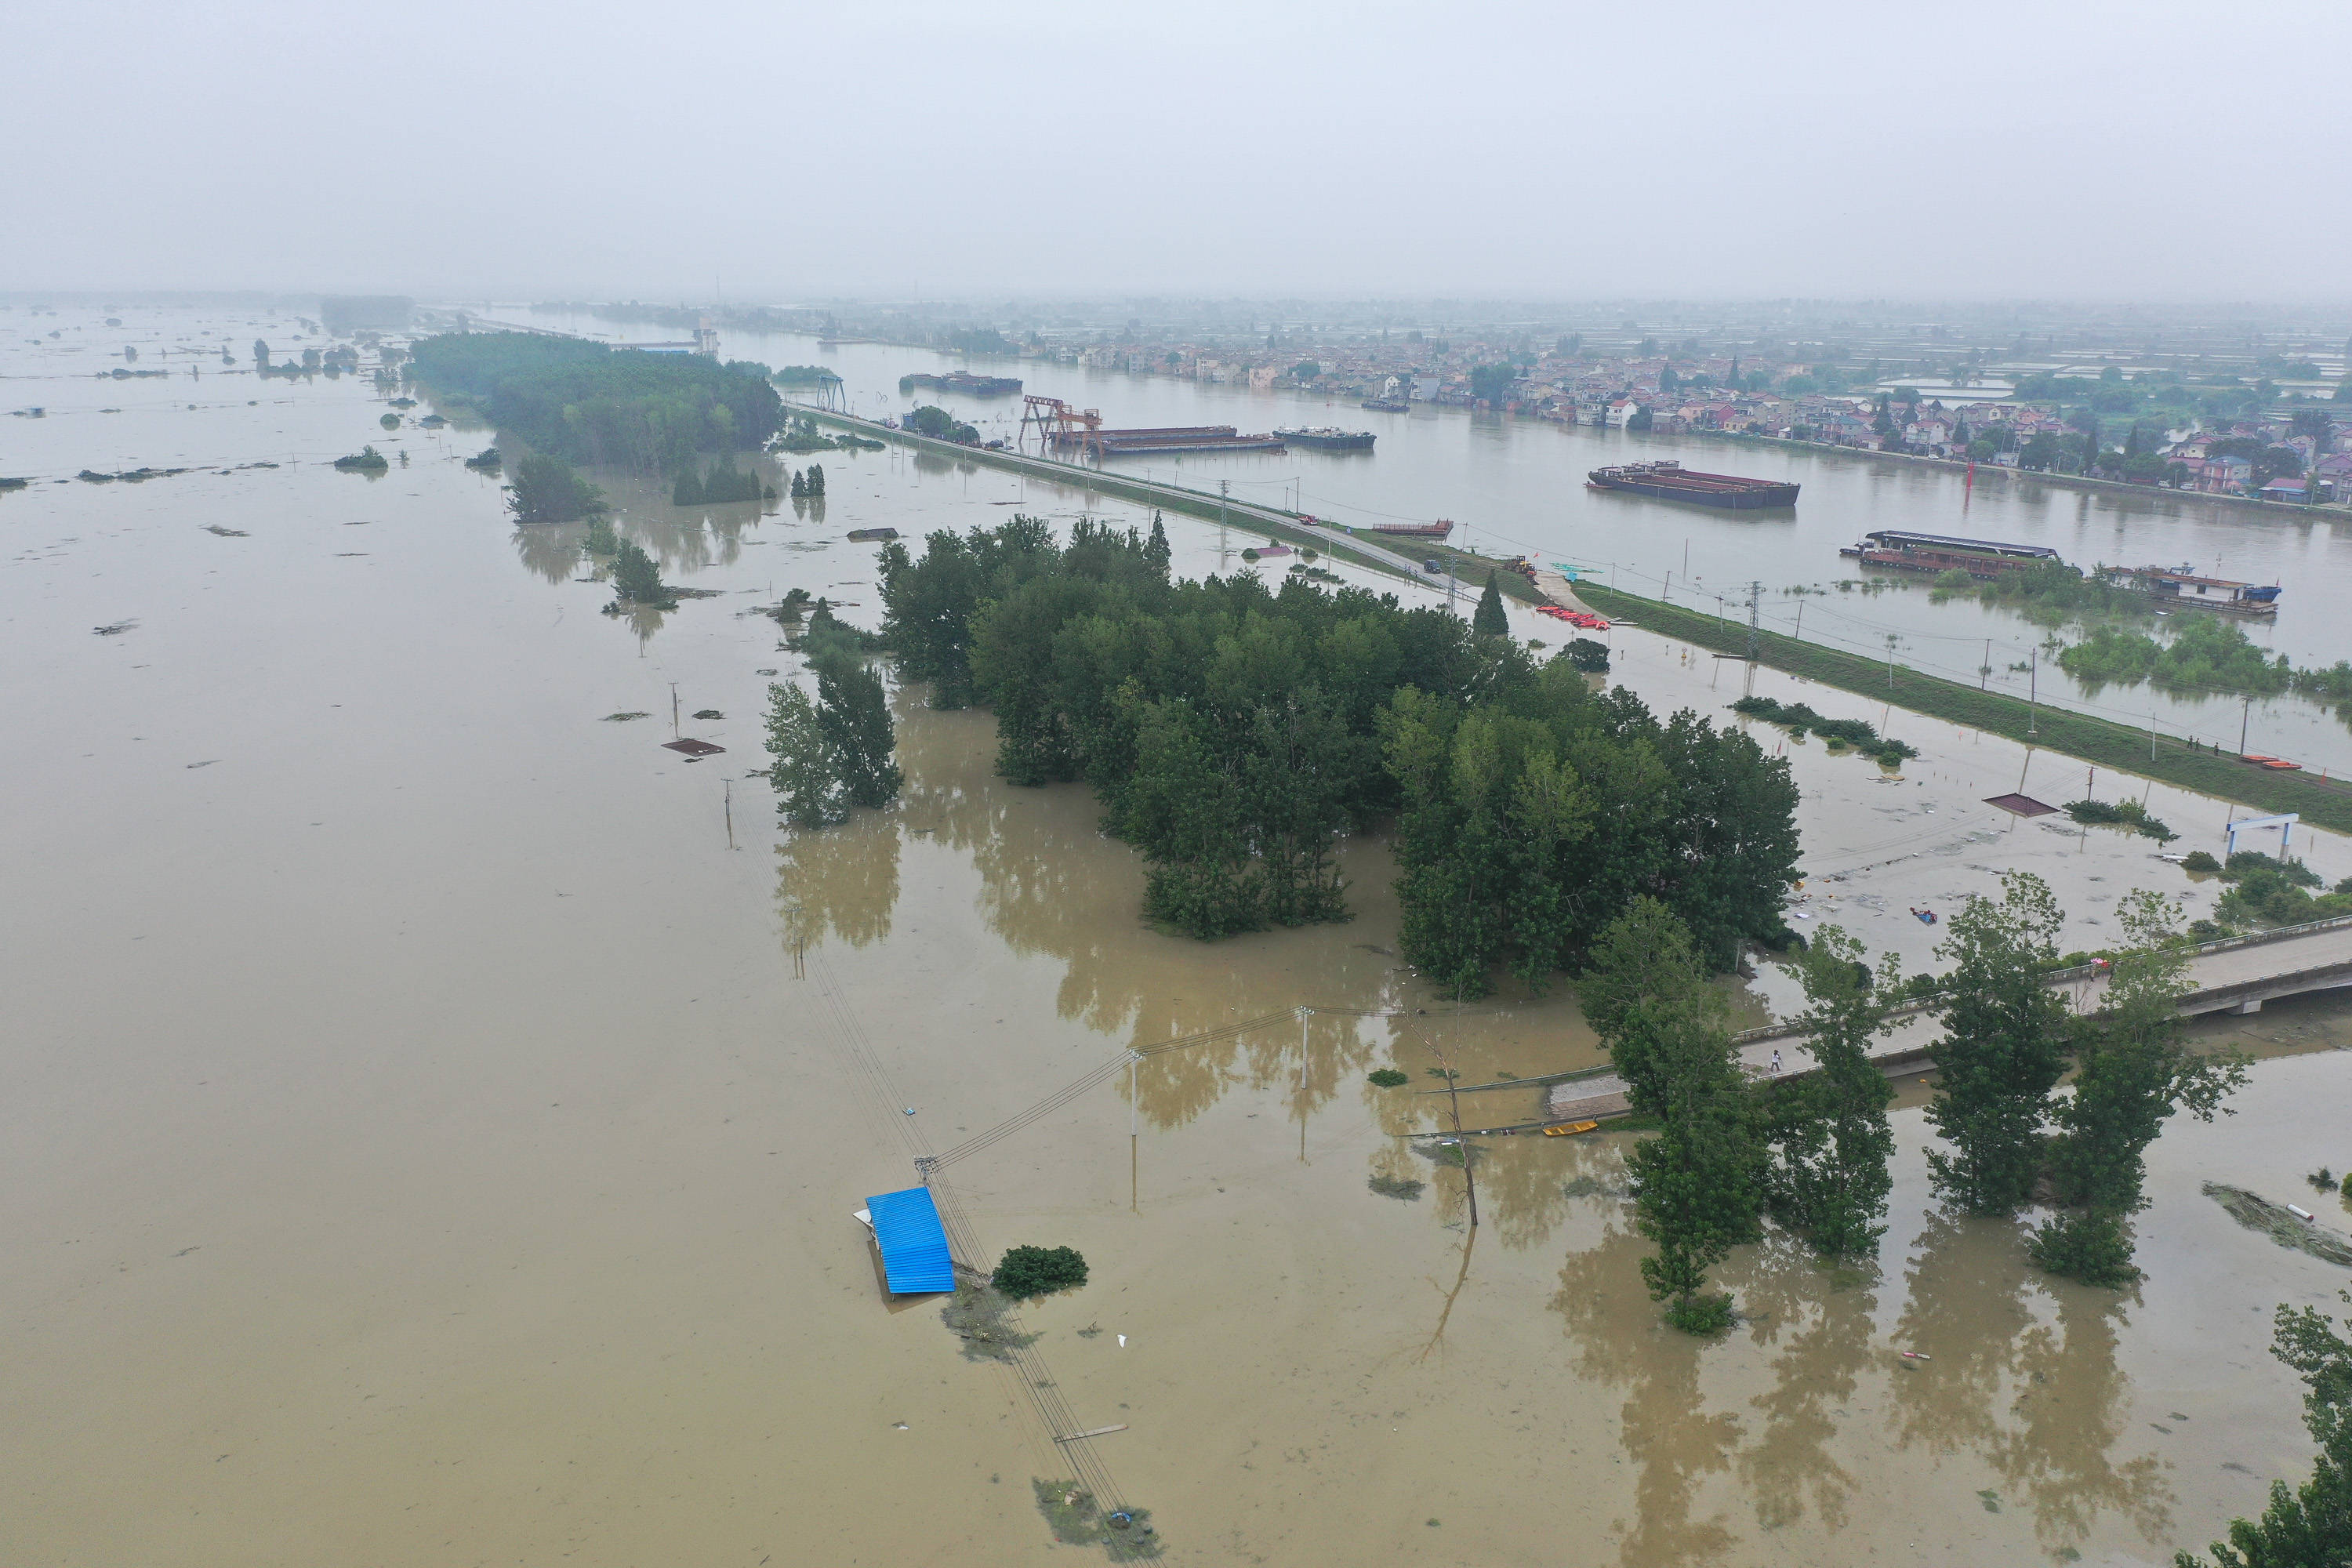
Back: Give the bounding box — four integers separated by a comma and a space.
813, 652, 902, 809
1583, 898, 1762, 1331
2177, 1292, 2352, 1568
1472, 572, 1509, 637
507, 452, 608, 524
1924, 873, 2071, 1215
1470, 363, 1517, 404
1761, 925, 1898, 1258
2031, 891, 2245, 1285
608, 539, 673, 608
805, 463, 825, 496
1144, 512, 1171, 576
763, 681, 845, 829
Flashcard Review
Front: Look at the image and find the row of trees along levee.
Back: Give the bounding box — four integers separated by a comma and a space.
1576, 872, 2250, 1335
874, 513, 1802, 963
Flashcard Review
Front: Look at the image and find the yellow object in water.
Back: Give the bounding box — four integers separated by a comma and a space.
1541, 1120, 1599, 1137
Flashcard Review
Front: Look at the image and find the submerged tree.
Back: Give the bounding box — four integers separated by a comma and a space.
507, 452, 608, 524
608, 539, 674, 609
2031, 891, 2246, 1285
1924, 873, 2072, 1215
2177, 1292, 2352, 1567
1473, 571, 1509, 637
1760, 924, 1898, 1258
764, 681, 845, 829
1144, 510, 1171, 575
1583, 898, 1762, 1333
812, 652, 902, 810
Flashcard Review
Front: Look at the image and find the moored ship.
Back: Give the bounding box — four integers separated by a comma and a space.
1369, 519, 1454, 540
1585, 459, 1798, 510
1275, 426, 1376, 451
1838, 529, 2063, 579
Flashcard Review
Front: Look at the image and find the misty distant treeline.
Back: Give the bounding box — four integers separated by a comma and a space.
876, 516, 1798, 985
406, 333, 783, 474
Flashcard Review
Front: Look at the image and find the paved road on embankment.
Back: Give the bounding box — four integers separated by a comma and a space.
789, 404, 1501, 594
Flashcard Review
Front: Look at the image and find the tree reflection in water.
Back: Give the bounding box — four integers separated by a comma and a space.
1887, 1211, 2171, 1554
773, 813, 901, 956
1553, 1141, 1744, 1568
1731, 1236, 1877, 1533
891, 698, 1391, 1132
511, 521, 588, 586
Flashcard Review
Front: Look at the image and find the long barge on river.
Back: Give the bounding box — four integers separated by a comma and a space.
1586, 459, 1798, 509
1838, 529, 2062, 579
1054, 424, 1287, 455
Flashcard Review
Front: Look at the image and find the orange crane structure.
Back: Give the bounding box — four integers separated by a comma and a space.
1018, 395, 1102, 459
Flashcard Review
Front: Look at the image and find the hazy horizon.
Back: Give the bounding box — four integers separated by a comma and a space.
10, 0, 2347, 302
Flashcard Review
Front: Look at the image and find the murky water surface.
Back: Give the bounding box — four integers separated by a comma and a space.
7, 303, 2352, 1566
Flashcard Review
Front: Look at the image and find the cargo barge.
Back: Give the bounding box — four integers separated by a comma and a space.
1585, 459, 1799, 509
1054, 424, 1287, 455
1838, 529, 2063, 579
1276, 426, 1376, 451
1369, 520, 1454, 540
900, 372, 1023, 397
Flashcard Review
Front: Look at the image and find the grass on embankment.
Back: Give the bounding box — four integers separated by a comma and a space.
1577, 581, 2352, 834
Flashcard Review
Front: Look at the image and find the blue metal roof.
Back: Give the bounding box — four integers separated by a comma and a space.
866, 1185, 956, 1294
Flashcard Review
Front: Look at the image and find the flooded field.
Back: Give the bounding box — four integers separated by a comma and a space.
6, 303, 2352, 1566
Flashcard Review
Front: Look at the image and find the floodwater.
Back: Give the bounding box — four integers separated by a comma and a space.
515, 305, 2352, 781
7, 302, 2352, 1566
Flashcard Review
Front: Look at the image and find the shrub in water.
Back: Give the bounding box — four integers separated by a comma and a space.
993, 1244, 1087, 1301
1367, 1068, 1410, 1087
1664, 1292, 1737, 1335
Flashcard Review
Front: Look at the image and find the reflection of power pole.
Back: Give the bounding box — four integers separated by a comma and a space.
1298, 1007, 1311, 1165
1432, 1037, 1478, 1229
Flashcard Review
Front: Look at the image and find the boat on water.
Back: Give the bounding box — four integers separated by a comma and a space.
1359, 397, 1410, 412
1585, 459, 1798, 510
2100, 565, 2281, 617
1838, 528, 2063, 579
845, 527, 900, 542
1369, 519, 1454, 540
1055, 424, 1287, 455
1275, 426, 1376, 451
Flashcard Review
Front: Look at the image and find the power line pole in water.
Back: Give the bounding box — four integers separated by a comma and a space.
1745, 581, 1762, 662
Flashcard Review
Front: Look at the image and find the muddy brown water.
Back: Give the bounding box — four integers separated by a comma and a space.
6, 304, 2352, 1566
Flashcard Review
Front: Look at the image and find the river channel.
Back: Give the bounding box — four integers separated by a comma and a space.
514, 307, 2352, 784
7, 299, 2352, 1566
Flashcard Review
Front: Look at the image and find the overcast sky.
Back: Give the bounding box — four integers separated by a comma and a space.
9, 0, 2347, 303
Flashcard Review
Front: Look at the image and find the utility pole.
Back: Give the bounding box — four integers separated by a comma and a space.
2240, 696, 2252, 757
1981, 638, 1991, 691
2028, 648, 2039, 735
1745, 580, 1762, 663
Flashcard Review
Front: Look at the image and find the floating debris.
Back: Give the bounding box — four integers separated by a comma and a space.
940, 1284, 1038, 1363
1030, 1479, 1160, 1555
2205, 1182, 2352, 1267
691, 709, 724, 720
201, 524, 249, 537
602, 711, 652, 722
92, 619, 137, 636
